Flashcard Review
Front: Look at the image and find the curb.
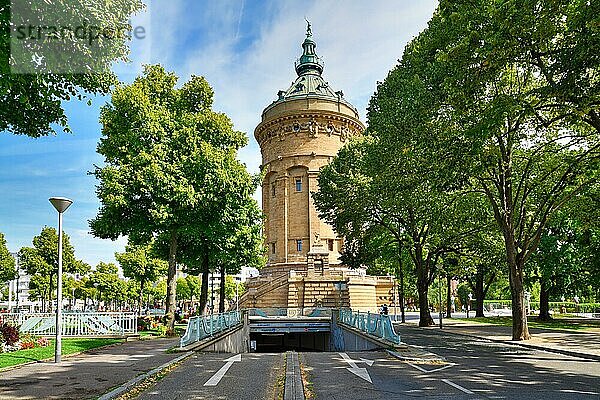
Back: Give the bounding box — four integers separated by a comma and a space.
97, 351, 194, 400
431, 327, 600, 362
283, 351, 305, 400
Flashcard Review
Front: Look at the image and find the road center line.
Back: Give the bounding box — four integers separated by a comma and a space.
441, 378, 474, 394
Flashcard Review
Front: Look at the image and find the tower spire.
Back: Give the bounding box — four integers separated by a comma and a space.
295, 21, 323, 76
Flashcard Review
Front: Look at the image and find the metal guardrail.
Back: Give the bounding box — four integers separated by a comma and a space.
247, 307, 332, 318
179, 310, 241, 348
0, 312, 137, 336
338, 308, 401, 345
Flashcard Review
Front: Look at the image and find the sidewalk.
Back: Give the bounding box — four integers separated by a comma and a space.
403, 318, 600, 361
0, 338, 181, 400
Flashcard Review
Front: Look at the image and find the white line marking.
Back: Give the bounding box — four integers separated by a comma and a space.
405, 361, 456, 374
406, 362, 428, 373
203, 354, 241, 387
441, 379, 474, 394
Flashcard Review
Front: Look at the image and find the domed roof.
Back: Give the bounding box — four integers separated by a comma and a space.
263, 22, 358, 115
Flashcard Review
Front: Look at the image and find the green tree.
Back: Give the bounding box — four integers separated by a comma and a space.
366, 0, 600, 340
176, 277, 190, 305
315, 136, 482, 326
0, 232, 15, 284
89, 262, 121, 310
185, 275, 201, 304
459, 230, 505, 317
116, 242, 167, 313
213, 199, 264, 313
0, 0, 144, 137
90, 65, 250, 327
18, 226, 85, 311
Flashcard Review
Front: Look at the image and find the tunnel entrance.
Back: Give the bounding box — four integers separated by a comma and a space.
250, 332, 330, 352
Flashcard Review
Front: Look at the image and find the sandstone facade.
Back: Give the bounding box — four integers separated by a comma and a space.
240, 25, 394, 312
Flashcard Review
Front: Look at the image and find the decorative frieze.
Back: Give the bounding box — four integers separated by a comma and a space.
255, 113, 362, 145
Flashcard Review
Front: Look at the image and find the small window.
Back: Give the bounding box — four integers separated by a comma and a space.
271, 243, 276, 254
295, 178, 302, 192
296, 239, 303, 252
271, 183, 276, 197
328, 239, 334, 251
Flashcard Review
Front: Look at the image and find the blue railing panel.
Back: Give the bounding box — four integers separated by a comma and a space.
338, 308, 401, 345
180, 310, 241, 348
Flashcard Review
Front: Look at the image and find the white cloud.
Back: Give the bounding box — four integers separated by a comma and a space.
172, 0, 437, 175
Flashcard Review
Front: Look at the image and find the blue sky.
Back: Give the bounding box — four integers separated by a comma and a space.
0, 0, 437, 266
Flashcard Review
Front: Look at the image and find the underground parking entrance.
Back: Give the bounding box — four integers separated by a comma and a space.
248, 316, 333, 352
250, 331, 331, 352
246, 313, 385, 353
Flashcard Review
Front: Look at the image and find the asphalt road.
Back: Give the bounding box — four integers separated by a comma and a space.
135, 352, 284, 400
302, 326, 600, 400
131, 328, 599, 400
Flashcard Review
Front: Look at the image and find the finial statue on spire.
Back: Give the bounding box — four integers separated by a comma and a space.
305, 18, 312, 37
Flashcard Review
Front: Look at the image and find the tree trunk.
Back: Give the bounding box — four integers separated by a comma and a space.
417, 283, 434, 326
538, 278, 552, 321
219, 265, 226, 313
475, 267, 485, 317
397, 244, 406, 323
138, 277, 145, 315
199, 249, 209, 315
446, 275, 452, 318
508, 253, 531, 340
164, 231, 178, 330
414, 250, 434, 326
416, 259, 434, 326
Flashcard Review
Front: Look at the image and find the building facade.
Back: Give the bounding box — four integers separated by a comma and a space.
255, 24, 364, 275
240, 25, 394, 312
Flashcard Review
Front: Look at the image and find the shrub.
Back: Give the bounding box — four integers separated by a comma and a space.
36, 337, 50, 347
18, 333, 36, 350
19, 340, 35, 350
137, 317, 150, 331
1, 323, 19, 346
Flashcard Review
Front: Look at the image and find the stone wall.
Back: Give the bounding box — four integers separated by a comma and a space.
240, 271, 394, 313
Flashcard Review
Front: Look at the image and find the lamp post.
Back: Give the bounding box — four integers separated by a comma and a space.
49, 197, 73, 363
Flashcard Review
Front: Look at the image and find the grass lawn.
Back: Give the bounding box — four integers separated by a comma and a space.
0, 338, 123, 369
458, 316, 600, 331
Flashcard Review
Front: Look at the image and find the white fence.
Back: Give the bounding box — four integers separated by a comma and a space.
0, 312, 138, 336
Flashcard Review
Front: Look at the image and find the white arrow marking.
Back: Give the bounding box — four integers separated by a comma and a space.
360, 357, 374, 367
339, 353, 372, 383
203, 354, 241, 386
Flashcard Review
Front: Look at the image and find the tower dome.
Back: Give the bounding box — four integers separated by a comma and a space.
255, 22, 365, 275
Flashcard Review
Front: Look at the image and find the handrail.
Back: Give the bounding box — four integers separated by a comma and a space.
180, 310, 241, 348
338, 308, 401, 345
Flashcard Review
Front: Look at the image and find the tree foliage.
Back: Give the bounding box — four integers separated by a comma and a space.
314, 134, 484, 326
91, 65, 255, 327
0, 0, 144, 136
361, 0, 600, 340
116, 242, 167, 313
0, 232, 15, 283
18, 226, 87, 311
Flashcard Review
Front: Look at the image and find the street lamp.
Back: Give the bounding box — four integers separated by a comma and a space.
49, 197, 73, 363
